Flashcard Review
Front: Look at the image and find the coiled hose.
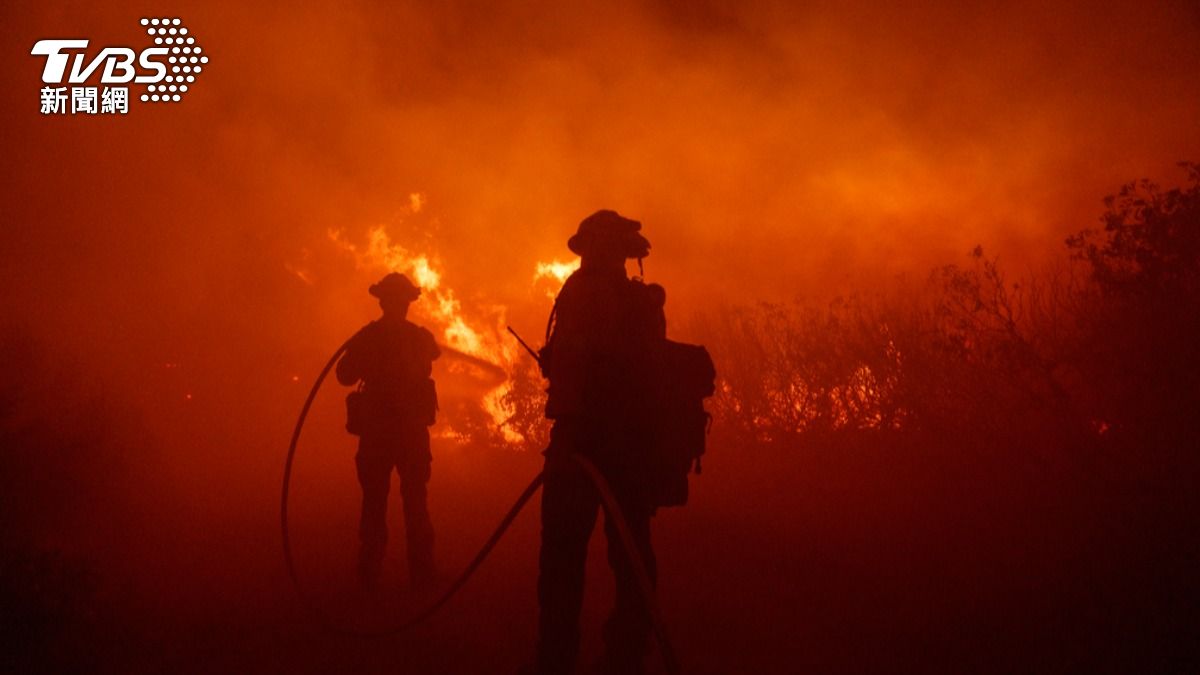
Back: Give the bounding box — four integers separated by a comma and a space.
281, 340, 680, 674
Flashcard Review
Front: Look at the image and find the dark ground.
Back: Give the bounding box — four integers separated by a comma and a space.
6, 415, 1195, 675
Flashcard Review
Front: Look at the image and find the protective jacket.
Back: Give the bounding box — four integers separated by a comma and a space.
337, 318, 440, 429
541, 266, 666, 423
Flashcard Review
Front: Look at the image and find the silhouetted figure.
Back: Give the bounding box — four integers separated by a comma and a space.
529, 210, 667, 675
336, 272, 440, 590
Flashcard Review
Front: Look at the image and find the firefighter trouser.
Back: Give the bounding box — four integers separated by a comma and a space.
355, 425, 435, 587
536, 421, 656, 675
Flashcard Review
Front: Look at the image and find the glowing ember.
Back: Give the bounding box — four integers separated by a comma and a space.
285, 247, 316, 286
482, 381, 523, 444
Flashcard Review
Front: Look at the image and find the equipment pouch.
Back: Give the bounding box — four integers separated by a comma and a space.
648, 341, 717, 508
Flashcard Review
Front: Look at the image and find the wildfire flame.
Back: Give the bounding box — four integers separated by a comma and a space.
325, 195, 576, 446
322, 205, 902, 445
533, 259, 580, 298
328, 225, 494, 358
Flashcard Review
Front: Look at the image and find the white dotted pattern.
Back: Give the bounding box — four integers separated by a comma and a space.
139, 18, 208, 104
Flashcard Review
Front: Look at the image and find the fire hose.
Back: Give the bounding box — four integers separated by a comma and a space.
281, 340, 680, 674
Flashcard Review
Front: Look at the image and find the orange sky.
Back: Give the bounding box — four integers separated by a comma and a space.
2, 0, 1199, 447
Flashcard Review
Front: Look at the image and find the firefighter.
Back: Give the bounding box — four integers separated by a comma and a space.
336, 272, 441, 590
528, 210, 667, 675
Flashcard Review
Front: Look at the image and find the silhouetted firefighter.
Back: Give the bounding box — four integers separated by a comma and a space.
336, 272, 440, 590
524, 211, 715, 675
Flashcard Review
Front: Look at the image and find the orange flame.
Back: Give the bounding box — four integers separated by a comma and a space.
324, 195, 577, 446
533, 258, 580, 298
328, 223, 499, 360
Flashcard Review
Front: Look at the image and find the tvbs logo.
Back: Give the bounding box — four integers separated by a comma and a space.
32, 17, 208, 115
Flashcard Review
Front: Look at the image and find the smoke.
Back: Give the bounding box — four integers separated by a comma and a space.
1, 1, 1199, 670
5, 0, 1200, 349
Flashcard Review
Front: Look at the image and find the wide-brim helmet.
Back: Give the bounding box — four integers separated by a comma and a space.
567, 210, 650, 259
368, 272, 421, 302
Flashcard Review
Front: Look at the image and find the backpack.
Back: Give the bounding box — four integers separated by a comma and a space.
541, 273, 717, 506
647, 340, 716, 508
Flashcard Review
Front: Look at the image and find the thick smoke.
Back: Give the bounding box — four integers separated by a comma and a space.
1, 1, 1199, 672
